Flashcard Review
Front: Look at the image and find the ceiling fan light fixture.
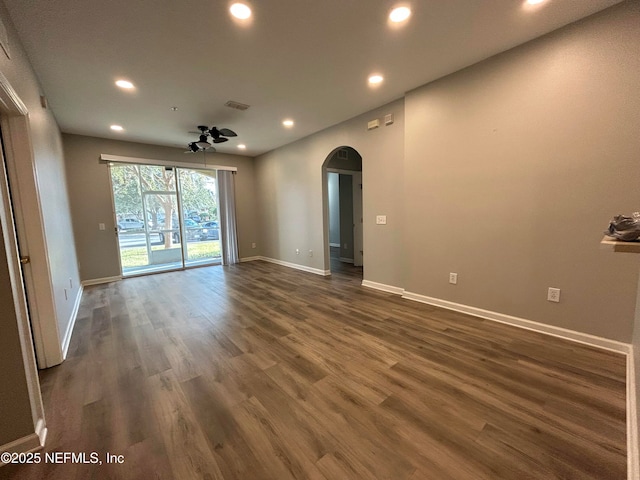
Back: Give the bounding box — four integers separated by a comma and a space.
196, 134, 211, 148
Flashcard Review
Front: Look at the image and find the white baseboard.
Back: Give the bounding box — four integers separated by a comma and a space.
329, 243, 340, 248
259, 256, 330, 276
339, 257, 354, 264
81, 275, 121, 287
402, 291, 630, 355
628, 347, 639, 480
362, 280, 405, 295
240, 256, 261, 263
0, 418, 46, 463
62, 285, 83, 359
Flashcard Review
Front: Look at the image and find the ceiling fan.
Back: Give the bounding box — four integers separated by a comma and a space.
185, 125, 238, 153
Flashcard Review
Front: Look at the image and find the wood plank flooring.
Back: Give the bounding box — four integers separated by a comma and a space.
2, 261, 627, 479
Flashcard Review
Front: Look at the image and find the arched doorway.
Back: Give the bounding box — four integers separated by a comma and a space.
322, 146, 363, 278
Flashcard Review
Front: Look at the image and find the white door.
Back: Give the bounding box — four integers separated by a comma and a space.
352, 172, 363, 267
0, 120, 46, 440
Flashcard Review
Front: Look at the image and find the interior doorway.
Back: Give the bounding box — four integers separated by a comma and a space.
322, 146, 363, 277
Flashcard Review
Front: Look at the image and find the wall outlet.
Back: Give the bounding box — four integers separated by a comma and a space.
547, 287, 560, 303
308, 250, 313, 257
296, 249, 300, 255
99, 223, 105, 231
449, 273, 458, 285
376, 215, 387, 225
251, 242, 256, 249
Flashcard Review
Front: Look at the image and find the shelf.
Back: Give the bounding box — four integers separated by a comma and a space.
601, 236, 640, 253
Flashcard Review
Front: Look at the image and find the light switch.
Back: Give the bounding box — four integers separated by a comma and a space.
99, 223, 106, 230
376, 215, 387, 225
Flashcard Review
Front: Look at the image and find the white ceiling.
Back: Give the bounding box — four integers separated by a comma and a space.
4, 0, 623, 157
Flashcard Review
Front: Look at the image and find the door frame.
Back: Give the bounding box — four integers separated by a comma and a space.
321, 146, 364, 273
107, 161, 224, 277
0, 71, 47, 450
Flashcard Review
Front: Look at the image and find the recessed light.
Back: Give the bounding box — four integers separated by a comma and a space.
282, 119, 294, 127
230, 3, 251, 19
526, 0, 545, 3
368, 74, 384, 85
110, 125, 124, 131
389, 6, 411, 23
237, 144, 247, 150
115, 80, 134, 89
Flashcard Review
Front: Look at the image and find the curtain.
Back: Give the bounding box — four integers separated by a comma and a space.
217, 170, 239, 265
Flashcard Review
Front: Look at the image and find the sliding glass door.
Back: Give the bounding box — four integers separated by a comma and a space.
177, 168, 221, 267
110, 163, 221, 276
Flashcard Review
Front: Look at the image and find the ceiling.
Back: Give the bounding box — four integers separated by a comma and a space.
4, 0, 623, 157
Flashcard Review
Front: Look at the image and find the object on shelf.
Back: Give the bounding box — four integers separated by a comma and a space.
605, 213, 640, 241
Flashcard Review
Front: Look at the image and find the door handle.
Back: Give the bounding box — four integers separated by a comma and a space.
20, 256, 30, 264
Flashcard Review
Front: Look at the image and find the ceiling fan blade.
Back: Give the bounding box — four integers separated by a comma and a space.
213, 137, 229, 144
218, 128, 237, 137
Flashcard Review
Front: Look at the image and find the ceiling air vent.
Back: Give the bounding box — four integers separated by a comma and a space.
225, 100, 250, 111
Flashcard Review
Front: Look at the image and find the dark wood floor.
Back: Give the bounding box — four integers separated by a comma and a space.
3, 260, 627, 479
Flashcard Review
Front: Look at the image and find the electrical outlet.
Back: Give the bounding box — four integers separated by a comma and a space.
449, 273, 458, 285
308, 250, 313, 257
547, 287, 560, 303
376, 215, 387, 225
98, 223, 105, 231
296, 249, 300, 255
251, 242, 256, 249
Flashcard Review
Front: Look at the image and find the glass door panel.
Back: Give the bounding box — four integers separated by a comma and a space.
111, 164, 183, 276
143, 191, 182, 272
177, 168, 221, 267
110, 163, 221, 276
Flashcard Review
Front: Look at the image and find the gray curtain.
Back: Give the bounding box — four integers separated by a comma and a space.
217, 170, 239, 265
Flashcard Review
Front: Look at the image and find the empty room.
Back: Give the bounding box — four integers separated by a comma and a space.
1, 1, 639, 479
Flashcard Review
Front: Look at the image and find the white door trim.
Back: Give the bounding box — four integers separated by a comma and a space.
0, 71, 47, 449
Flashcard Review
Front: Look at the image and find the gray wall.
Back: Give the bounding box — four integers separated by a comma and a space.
403, 2, 640, 342
63, 134, 259, 282
328, 173, 340, 245
255, 98, 405, 282
0, 2, 80, 354
254, 2, 639, 342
